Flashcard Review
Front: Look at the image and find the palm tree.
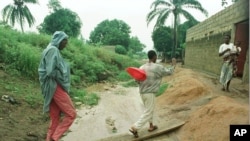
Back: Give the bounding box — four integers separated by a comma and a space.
147, 0, 208, 58
222, 0, 238, 8
1, 0, 38, 32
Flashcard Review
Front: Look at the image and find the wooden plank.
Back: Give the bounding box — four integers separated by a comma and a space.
132, 120, 185, 141
97, 119, 185, 141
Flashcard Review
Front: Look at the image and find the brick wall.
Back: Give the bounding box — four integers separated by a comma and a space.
185, 0, 249, 82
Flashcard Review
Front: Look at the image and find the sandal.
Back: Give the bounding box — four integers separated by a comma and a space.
129, 129, 139, 138
148, 125, 158, 132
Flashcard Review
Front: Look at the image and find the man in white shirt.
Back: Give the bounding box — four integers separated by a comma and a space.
218, 34, 234, 92
129, 50, 174, 138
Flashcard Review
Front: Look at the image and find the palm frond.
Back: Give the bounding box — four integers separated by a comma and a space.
147, 7, 172, 28
181, 0, 208, 17
2, 5, 14, 22
156, 10, 171, 28
146, 8, 163, 26
180, 9, 197, 22
18, 10, 25, 30
23, 0, 39, 4
150, 0, 172, 9
22, 5, 35, 27
10, 8, 18, 26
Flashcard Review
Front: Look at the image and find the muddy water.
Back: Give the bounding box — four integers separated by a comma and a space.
62, 85, 147, 141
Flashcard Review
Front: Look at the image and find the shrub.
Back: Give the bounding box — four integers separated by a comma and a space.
115, 45, 127, 55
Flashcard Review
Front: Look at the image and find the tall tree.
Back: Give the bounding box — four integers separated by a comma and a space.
177, 19, 199, 62
89, 19, 131, 48
128, 36, 145, 53
146, 0, 208, 58
152, 26, 173, 61
178, 19, 199, 46
38, 8, 82, 38
1, 0, 38, 32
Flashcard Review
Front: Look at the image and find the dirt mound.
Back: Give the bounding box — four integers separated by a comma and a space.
178, 96, 248, 141
153, 66, 248, 141
157, 68, 209, 106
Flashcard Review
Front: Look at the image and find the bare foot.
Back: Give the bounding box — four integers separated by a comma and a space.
129, 127, 138, 138
148, 125, 158, 132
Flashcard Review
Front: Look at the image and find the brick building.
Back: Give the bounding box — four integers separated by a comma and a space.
185, 0, 249, 83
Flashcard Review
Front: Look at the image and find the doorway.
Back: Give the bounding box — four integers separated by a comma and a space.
234, 20, 249, 77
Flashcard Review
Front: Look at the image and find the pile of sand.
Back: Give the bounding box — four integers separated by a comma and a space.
157, 68, 209, 106
156, 67, 249, 141
178, 96, 248, 141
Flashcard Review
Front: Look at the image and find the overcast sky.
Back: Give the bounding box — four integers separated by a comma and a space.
0, 0, 233, 51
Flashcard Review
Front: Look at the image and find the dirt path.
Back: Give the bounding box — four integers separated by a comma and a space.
62, 85, 147, 141
61, 66, 249, 141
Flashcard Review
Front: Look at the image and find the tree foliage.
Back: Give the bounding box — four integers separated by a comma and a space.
147, 0, 208, 58
178, 19, 199, 45
1, 0, 38, 32
38, 8, 82, 38
89, 19, 131, 48
128, 36, 145, 53
47, 0, 62, 12
152, 26, 173, 60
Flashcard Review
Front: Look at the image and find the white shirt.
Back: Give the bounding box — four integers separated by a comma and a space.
139, 63, 174, 94
219, 43, 234, 58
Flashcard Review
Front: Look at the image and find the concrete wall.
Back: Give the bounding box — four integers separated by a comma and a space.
185, 0, 249, 83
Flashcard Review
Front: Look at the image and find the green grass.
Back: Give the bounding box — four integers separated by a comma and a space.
0, 74, 43, 108
156, 83, 169, 97
122, 81, 169, 96
0, 71, 100, 109
0, 24, 145, 108
71, 88, 99, 106
116, 71, 132, 81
